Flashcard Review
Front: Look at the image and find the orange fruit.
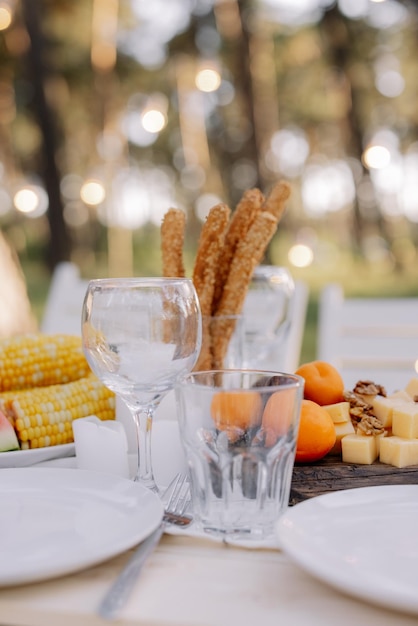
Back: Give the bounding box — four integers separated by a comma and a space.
261, 388, 297, 447
295, 360, 344, 406
211, 390, 262, 442
295, 399, 336, 463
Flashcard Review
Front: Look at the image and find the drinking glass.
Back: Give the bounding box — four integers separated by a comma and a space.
81, 277, 202, 492
241, 266, 295, 368
176, 369, 304, 542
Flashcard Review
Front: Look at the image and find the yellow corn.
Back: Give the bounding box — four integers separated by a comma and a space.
0, 333, 91, 392
0, 374, 115, 450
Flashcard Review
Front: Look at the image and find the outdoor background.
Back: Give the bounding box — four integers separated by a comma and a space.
1, 0, 418, 362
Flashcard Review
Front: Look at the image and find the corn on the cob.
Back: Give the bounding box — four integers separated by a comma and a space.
0, 374, 115, 450
0, 333, 91, 392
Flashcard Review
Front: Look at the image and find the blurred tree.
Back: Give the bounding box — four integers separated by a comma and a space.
21, 0, 70, 270
1, 0, 418, 280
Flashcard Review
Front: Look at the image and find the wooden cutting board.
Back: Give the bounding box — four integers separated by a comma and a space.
289, 456, 418, 506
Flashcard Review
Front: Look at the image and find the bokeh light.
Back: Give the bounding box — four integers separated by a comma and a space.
288, 244, 314, 268
375, 70, 405, 98
97, 166, 176, 229
141, 109, 166, 133
267, 127, 310, 178
195, 68, 222, 93
301, 160, 355, 216
13, 185, 48, 218
363, 145, 391, 169
80, 180, 106, 206
0, 4, 12, 31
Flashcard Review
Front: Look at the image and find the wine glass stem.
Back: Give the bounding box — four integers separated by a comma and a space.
132, 407, 157, 492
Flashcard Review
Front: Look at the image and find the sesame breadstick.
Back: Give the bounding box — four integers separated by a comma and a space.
212, 211, 279, 368
262, 180, 291, 221
161, 208, 186, 277
192, 203, 231, 371
211, 188, 264, 313
193, 316, 214, 372
192, 202, 231, 317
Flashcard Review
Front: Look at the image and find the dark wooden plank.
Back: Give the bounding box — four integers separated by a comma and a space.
289, 457, 418, 505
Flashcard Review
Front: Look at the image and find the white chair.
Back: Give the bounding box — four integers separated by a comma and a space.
317, 283, 418, 393
41, 262, 89, 336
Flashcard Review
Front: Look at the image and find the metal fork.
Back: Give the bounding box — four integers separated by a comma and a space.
98, 473, 192, 621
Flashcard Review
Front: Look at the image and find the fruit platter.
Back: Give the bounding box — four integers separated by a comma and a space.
290, 360, 418, 505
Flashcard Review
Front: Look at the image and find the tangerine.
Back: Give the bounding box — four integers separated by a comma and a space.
211, 390, 262, 442
295, 399, 336, 463
295, 360, 344, 406
261, 388, 297, 447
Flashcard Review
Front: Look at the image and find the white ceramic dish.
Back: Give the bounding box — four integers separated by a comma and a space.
277, 485, 418, 616
0, 443, 75, 468
0, 467, 163, 586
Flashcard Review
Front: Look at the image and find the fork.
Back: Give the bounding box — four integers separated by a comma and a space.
98, 473, 192, 621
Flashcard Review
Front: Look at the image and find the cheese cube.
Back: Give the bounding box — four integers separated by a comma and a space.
341, 434, 378, 464
329, 419, 355, 454
323, 402, 351, 424
372, 395, 406, 428
388, 389, 412, 402
379, 436, 418, 468
357, 429, 387, 455
392, 404, 418, 439
405, 378, 418, 400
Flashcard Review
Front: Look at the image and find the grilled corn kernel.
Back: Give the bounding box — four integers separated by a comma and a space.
0, 333, 90, 392
0, 375, 115, 449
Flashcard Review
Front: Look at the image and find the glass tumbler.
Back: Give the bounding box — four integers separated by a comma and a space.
175, 370, 304, 542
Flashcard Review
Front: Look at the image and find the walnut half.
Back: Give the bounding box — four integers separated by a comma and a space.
356, 414, 385, 436
344, 381, 385, 434
353, 379, 387, 400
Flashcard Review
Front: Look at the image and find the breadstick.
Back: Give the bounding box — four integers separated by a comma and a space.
262, 180, 291, 221
212, 188, 264, 313
193, 316, 214, 372
212, 211, 279, 368
192, 203, 230, 371
192, 202, 231, 317
161, 208, 186, 277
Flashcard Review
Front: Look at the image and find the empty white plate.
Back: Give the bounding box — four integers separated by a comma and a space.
0, 468, 163, 586
277, 485, 418, 616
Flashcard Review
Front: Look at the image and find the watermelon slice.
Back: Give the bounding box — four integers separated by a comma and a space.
0, 410, 19, 452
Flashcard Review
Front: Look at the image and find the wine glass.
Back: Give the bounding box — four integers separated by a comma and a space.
241, 266, 295, 368
81, 277, 202, 492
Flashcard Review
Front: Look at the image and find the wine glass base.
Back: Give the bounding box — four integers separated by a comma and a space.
133, 473, 160, 494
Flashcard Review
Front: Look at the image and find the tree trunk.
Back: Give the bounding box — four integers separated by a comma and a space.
21, 0, 70, 271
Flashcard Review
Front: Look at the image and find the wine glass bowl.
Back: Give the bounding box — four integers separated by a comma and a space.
81, 277, 201, 492
241, 266, 295, 368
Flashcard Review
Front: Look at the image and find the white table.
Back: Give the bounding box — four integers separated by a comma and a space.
1, 514, 418, 626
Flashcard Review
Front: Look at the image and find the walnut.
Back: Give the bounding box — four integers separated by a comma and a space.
353, 379, 387, 399
349, 406, 368, 422
343, 389, 374, 426
356, 414, 385, 436
343, 390, 372, 411
353, 380, 386, 402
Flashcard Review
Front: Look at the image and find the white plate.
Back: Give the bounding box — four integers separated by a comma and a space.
0, 443, 75, 468
277, 485, 418, 616
0, 467, 163, 586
